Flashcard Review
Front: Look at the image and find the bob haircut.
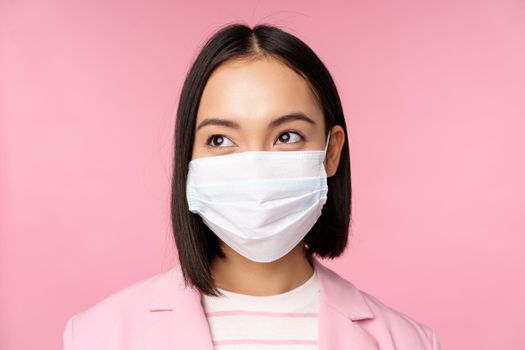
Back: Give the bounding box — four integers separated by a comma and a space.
171, 22, 352, 296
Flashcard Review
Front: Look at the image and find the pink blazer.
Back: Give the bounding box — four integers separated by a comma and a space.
63, 257, 441, 349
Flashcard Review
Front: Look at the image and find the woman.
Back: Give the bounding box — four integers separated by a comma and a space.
63, 23, 441, 349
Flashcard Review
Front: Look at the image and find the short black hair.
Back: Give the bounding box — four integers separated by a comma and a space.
171, 22, 352, 296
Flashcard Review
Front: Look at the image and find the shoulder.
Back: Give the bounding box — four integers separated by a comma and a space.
314, 259, 441, 349
63, 267, 176, 349
359, 289, 441, 349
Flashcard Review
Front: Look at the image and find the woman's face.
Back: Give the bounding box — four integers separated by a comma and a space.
192, 56, 333, 162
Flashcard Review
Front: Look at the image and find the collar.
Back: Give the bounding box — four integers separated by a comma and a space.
148, 256, 375, 321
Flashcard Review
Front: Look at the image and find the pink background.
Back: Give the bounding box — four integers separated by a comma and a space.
1, 0, 524, 349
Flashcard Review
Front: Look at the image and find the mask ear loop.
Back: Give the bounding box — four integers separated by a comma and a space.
322, 130, 331, 171
323, 130, 331, 154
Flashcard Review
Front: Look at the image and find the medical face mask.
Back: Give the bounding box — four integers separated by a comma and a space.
186, 131, 331, 263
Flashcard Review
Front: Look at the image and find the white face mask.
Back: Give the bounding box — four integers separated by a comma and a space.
186, 131, 331, 263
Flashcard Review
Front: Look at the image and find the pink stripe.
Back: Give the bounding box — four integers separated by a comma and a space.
206, 310, 318, 318
214, 339, 317, 346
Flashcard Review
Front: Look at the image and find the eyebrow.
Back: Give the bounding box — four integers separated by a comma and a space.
195, 112, 317, 131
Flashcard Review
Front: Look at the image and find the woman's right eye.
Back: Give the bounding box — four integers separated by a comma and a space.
206, 134, 235, 148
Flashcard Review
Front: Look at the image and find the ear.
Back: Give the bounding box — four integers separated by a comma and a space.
323, 125, 346, 177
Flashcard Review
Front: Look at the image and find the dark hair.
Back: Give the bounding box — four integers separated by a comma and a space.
171, 22, 352, 296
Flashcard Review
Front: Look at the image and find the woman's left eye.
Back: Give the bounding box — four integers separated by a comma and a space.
276, 131, 304, 145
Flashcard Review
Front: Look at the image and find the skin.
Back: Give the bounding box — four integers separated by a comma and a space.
191, 55, 345, 296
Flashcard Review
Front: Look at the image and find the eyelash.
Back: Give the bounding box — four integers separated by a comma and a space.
205, 131, 305, 149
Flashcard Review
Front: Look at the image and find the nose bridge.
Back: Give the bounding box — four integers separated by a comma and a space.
241, 125, 272, 151
244, 140, 271, 152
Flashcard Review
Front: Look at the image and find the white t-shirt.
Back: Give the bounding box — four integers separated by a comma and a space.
201, 269, 320, 349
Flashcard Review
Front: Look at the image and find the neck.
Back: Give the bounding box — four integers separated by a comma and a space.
209, 241, 314, 296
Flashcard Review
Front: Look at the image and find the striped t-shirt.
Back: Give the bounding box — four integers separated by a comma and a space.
201, 269, 320, 349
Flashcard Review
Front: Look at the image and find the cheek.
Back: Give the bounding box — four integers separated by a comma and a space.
188, 138, 199, 161
189, 135, 214, 161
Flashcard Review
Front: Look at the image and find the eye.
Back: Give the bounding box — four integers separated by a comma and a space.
275, 131, 304, 145
206, 134, 235, 148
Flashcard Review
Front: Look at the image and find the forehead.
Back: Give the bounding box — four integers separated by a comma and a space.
196, 56, 322, 124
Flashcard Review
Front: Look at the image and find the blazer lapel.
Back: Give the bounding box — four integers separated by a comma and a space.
148, 266, 215, 350
312, 257, 379, 350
